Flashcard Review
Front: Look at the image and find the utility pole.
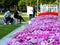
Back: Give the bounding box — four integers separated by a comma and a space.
58, 0, 60, 21
37, 0, 38, 16
25, 0, 28, 7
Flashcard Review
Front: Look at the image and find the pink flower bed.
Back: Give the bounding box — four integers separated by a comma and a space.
7, 15, 60, 45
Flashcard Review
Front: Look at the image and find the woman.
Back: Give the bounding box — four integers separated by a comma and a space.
14, 10, 25, 24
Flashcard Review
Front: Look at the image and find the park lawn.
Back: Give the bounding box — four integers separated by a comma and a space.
0, 16, 29, 39
0, 12, 13, 15
0, 24, 20, 39
0, 16, 29, 22
0, 12, 29, 21
0, 12, 4, 15
23, 17, 29, 22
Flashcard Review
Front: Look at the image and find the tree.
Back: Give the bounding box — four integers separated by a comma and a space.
18, 0, 37, 6
0, 0, 5, 7
28, 0, 37, 6
18, 0, 25, 7
40, 0, 56, 4
18, 0, 26, 11
18, 0, 37, 11
0, 0, 20, 8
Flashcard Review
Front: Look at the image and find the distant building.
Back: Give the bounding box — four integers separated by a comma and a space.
40, 4, 58, 12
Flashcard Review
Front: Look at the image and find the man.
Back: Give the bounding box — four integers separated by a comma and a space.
4, 10, 13, 24
33, 6, 35, 18
27, 6, 33, 19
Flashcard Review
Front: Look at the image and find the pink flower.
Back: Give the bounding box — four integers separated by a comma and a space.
7, 15, 60, 45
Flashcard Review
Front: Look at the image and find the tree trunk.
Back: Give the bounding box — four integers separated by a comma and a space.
58, 0, 60, 21
37, 0, 38, 15
25, 0, 28, 7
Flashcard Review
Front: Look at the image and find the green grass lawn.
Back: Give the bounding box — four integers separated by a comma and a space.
0, 13, 29, 39
0, 12, 13, 15
0, 17, 29, 39
0, 16, 29, 39
0, 12, 29, 21
0, 17, 29, 22
23, 17, 29, 22
0, 24, 20, 39
0, 12, 4, 15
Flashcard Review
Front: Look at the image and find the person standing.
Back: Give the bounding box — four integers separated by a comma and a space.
29, 6, 33, 19
27, 6, 33, 20
33, 6, 35, 18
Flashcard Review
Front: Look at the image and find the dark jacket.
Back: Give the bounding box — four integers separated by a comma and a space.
14, 11, 19, 18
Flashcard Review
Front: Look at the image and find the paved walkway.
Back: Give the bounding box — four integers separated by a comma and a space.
0, 22, 29, 45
